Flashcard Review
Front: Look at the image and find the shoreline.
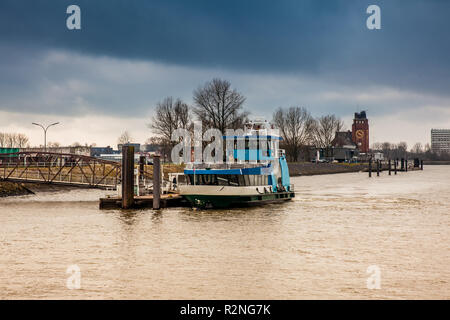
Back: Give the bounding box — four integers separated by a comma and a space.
0, 181, 34, 197
288, 162, 368, 177
0, 181, 81, 198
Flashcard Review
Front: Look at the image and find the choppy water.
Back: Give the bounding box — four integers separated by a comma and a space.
1, 166, 449, 299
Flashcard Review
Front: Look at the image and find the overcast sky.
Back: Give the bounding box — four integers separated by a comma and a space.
0, 0, 449, 148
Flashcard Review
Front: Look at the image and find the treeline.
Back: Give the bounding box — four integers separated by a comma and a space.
148, 78, 344, 162
371, 142, 450, 161
0, 132, 29, 148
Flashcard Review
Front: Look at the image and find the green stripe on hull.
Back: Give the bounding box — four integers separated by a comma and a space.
183, 192, 295, 209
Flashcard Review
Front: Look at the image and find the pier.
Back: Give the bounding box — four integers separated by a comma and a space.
99, 193, 189, 209
367, 158, 423, 177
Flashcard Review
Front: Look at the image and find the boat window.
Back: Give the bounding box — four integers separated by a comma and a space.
229, 175, 239, 186
217, 175, 229, 186
201, 174, 217, 185
244, 175, 250, 186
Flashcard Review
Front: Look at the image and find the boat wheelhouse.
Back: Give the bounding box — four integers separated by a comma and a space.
178, 119, 295, 208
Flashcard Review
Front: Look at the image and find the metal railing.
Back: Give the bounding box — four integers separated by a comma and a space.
0, 151, 122, 189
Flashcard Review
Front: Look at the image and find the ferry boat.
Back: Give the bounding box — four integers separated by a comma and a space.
178, 120, 295, 208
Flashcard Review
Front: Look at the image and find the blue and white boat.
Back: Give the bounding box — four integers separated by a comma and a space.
179, 120, 295, 208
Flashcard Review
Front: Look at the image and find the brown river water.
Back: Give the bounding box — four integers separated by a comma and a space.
1, 166, 449, 299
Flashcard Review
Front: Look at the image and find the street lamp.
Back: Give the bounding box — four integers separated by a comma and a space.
32, 122, 60, 152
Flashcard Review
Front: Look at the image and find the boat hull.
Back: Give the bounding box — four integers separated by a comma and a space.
182, 191, 295, 209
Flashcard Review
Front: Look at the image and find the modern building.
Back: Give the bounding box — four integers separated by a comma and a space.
351, 111, 369, 154
431, 129, 450, 154
90, 146, 115, 157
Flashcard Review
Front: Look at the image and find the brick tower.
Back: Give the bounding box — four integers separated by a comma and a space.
351, 111, 369, 153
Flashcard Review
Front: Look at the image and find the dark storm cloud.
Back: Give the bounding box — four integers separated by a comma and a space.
0, 0, 449, 95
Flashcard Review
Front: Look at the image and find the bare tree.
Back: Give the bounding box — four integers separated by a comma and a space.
117, 131, 132, 145
6, 133, 16, 148
371, 142, 382, 151
0, 133, 6, 147
311, 115, 345, 148
145, 136, 172, 162
47, 141, 61, 148
0, 132, 30, 148
411, 142, 423, 154
273, 106, 314, 162
193, 78, 248, 132
15, 134, 29, 148
397, 142, 408, 153
149, 97, 191, 142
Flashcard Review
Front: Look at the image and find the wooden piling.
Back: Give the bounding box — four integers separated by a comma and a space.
405, 159, 408, 172
377, 160, 380, 176
389, 159, 391, 175
153, 155, 161, 210
421, 160, 424, 170
394, 159, 397, 175
369, 157, 372, 177
139, 155, 145, 176
121, 145, 135, 209
401, 158, 404, 171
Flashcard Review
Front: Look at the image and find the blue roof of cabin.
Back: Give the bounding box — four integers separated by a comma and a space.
222, 135, 283, 140
184, 165, 272, 175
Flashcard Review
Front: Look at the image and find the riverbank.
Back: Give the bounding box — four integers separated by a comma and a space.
0, 181, 81, 197
288, 162, 368, 176
423, 160, 450, 165
0, 181, 34, 197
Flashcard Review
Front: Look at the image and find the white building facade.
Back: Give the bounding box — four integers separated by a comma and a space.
431, 129, 450, 154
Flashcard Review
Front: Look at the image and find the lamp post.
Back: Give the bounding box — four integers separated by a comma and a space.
32, 122, 60, 152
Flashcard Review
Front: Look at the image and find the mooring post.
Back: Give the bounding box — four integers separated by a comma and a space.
376, 160, 380, 176
405, 159, 408, 172
389, 159, 391, 175
368, 157, 372, 178
139, 155, 145, 177
121, 145, 135, 209
421, 160, 424, 170
153, 155, 161, 210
